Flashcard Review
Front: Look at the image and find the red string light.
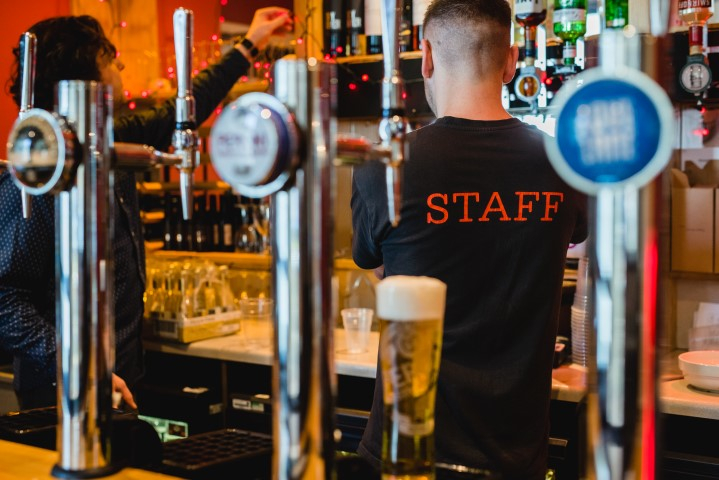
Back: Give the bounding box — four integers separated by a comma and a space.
348, 83, 357, 91
128, 101, 136, 110
361, 74, 369, 82
120, 21, 128, 28
220, 0, 228, 5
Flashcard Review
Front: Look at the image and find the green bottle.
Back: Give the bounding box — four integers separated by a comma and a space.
553, 0, 587, 64
605, 0, 628, 28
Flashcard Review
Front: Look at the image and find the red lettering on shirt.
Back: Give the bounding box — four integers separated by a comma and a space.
478, 191, 510, 222
514, 192, 540, 221
452, 192, 480, 223
541, 192, 564, 221
427, 193, 449, 224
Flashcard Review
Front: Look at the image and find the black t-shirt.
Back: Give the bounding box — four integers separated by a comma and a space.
351, 116, 588, 480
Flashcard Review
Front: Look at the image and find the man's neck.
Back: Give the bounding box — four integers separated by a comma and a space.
434, 79, 510, 121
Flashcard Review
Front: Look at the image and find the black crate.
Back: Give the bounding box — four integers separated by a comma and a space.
159, 428, 272, 479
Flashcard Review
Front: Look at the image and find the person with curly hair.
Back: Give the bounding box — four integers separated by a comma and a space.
0, 8, 292, 410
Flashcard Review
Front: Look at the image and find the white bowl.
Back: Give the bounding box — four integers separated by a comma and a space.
678, 350, 719, 391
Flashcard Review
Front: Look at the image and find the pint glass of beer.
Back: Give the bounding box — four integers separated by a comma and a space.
377, 276, 447, 480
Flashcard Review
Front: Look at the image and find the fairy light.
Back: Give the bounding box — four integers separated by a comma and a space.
220, 0, 228, 5
348, 82, 357, 91
128, 101, 136, 110
120, 20, 128, 28
361, 74, 369, 82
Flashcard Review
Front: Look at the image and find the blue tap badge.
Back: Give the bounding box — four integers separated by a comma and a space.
544, 67, 674, 195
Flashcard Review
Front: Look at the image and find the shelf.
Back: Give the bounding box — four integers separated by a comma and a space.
146, 250, 368, 272
669, 270, 719, 281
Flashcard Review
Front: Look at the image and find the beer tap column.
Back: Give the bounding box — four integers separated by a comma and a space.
172, 8, 198, 220
6, 80, 117, 478
545, 16, 674, 480
18, 32, 37, 219
380, 0, 407, 226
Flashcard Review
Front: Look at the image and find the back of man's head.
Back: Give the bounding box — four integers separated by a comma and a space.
423, 0, 511, 79
7, 15, 116, 111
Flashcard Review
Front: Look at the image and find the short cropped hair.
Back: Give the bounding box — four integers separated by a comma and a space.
423, 0, 511, 76
7, 15, 116, 111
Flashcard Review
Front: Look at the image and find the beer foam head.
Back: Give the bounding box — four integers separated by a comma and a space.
376, 276, 446, 321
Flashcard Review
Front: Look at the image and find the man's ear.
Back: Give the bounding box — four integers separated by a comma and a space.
421, 39, 434, 79
503, 44, 519, 84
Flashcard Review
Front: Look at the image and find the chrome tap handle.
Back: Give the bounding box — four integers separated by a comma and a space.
19, 32, 37, 219
172, 7, 198, 220
380, 0, 407, 226
19, 33, 36, 115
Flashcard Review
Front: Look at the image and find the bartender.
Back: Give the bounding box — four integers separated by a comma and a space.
0, 7, 292, 410
351, 0, 588, 478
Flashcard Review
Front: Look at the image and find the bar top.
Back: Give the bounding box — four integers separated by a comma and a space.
0, 439, 180, 479
144, 327, 587, 402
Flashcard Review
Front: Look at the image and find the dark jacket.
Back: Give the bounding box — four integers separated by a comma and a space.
0, 48, 250, 401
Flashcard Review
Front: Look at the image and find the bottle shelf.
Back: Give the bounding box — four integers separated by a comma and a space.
146, 249, 367, 272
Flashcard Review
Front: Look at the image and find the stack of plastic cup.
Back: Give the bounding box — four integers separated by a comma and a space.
571, 256, 592, 367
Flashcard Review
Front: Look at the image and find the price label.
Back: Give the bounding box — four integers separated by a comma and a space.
544, 68, 674, 194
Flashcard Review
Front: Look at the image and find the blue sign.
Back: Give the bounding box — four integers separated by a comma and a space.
545, 67, 674, 194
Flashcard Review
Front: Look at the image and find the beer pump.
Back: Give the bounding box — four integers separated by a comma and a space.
5, 8, 196, 477
209, 0, 406, 477
545, 0, 674, 478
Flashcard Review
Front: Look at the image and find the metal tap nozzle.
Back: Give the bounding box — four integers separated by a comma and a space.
18, 32, 37, 219
113, 142, 184, 170
380, 0, 408, 227
172, 8, 198, 220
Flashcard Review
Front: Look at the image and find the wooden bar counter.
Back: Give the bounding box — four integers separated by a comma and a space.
0, 439, 181, 480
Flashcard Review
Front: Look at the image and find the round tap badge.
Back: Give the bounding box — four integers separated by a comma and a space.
210, 92, 298, 198
544, 67, 674, 194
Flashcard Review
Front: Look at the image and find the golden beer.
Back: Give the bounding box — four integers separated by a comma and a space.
376, 276, 447, 480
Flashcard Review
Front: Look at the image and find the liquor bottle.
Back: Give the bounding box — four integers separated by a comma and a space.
553, 0, 586, 65
679, 0, 714, 56
175, 194, 192, 251
347, 0, 365, 56
412, 0, 430, 50
193, 194, 208, 252
220, 191, 236, 253
324, 0, 346, 57
365, 0, 382, 54
399, 0, 413, 52
515, 0, 547, 66
605, 0, 628, 29
209, 194, 221, 251
163, 193, 176, 250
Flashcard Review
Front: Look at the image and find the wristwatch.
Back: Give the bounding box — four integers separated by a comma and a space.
236, 36, 259, 59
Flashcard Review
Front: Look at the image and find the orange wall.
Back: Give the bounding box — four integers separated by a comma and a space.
0, 1, 71, 149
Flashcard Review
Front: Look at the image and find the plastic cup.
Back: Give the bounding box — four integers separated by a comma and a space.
240, 298, 273, 347
341, 308, 374, 354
